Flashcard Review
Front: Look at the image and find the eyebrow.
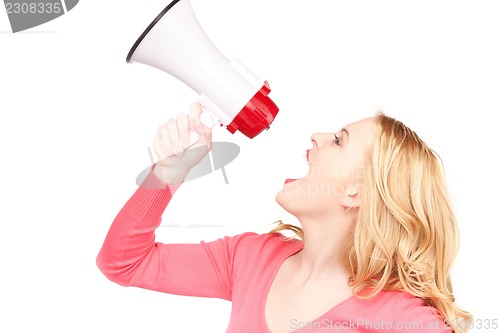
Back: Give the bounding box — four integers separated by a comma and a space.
341, 128, 349, 143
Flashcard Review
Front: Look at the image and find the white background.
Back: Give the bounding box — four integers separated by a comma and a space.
1, 0, 499, 332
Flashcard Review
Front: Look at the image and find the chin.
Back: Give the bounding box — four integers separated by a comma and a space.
276, 177, 342, 218
275, 192, 297, 216
275, 179, 306, 216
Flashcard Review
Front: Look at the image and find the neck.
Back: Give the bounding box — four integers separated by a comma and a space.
292, 210, 356, 283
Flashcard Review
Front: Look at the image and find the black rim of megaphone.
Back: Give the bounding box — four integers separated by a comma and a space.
126, 0, 182, 63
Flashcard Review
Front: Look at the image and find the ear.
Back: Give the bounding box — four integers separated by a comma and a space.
340, 185, 361, 209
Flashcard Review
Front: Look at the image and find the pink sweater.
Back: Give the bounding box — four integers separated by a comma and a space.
96, 170, 452, 332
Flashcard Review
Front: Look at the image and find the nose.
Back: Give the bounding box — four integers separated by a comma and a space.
310, 134, 318, 147
310, 133, 329, 148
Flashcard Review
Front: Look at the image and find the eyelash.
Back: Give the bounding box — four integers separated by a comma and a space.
333, 134, 341, 146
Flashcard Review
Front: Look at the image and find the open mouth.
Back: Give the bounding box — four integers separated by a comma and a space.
284, 150, 310, 184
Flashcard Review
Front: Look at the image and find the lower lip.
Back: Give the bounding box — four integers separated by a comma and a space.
285, 178, 298, 184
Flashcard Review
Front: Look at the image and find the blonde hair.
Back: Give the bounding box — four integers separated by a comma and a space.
269, 112, 471, 332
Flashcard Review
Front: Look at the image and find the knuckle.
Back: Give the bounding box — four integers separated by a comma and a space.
166, 120, 178, 130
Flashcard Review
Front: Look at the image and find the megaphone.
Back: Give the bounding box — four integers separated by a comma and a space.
126, 0, 279, 139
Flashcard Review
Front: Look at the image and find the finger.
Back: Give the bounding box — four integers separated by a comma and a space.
188, 103, 203, 122
153, 129, 167, 163
160, 123, 175, 157
166, 119, 183, 156
176, 113, 191, 149
198, 120, 213, 151
189, 103, 213, 149
191, 118, 208, 147
203, 124, 213, 151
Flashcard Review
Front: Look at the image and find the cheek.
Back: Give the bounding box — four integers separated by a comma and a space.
276, 178, 346, 211
308, 161, 350, 184
309, 154, 366, 184
302, 177, 347, 200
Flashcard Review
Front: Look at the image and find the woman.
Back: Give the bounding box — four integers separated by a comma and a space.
96, 103, 471, 332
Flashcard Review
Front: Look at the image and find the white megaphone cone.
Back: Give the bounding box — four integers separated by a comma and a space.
126, 0, 279, 140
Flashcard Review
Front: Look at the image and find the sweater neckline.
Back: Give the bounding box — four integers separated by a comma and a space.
259, 239, 358, 333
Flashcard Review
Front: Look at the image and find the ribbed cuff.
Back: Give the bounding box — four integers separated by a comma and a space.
124, 166, 182, 226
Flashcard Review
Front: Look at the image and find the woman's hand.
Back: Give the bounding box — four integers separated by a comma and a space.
153, 103, 212, 184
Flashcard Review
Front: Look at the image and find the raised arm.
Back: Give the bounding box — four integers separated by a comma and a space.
96, 104, 241, 299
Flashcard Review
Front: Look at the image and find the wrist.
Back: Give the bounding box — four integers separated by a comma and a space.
153, 163, 188, 185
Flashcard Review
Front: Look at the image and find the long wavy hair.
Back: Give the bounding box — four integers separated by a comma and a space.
269, 112, 471, 333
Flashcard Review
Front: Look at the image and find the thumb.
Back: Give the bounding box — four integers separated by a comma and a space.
188, 103, 203, 121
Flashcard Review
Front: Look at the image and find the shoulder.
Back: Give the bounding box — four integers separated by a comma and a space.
212, 232, 303, 271
397, 291, 452, 332
224, 231, 302, 256
364, 290, 453, 332
200, 231, 301, 256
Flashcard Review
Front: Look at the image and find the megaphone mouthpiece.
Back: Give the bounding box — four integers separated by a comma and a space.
126, 0, 279, 139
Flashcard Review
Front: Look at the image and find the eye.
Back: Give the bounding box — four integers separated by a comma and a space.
333, 134, 341, 146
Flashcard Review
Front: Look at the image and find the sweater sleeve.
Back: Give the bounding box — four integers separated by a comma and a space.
96, 167, 250, 301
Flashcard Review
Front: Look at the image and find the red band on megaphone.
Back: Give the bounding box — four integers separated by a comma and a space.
226, 81, 279, 139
